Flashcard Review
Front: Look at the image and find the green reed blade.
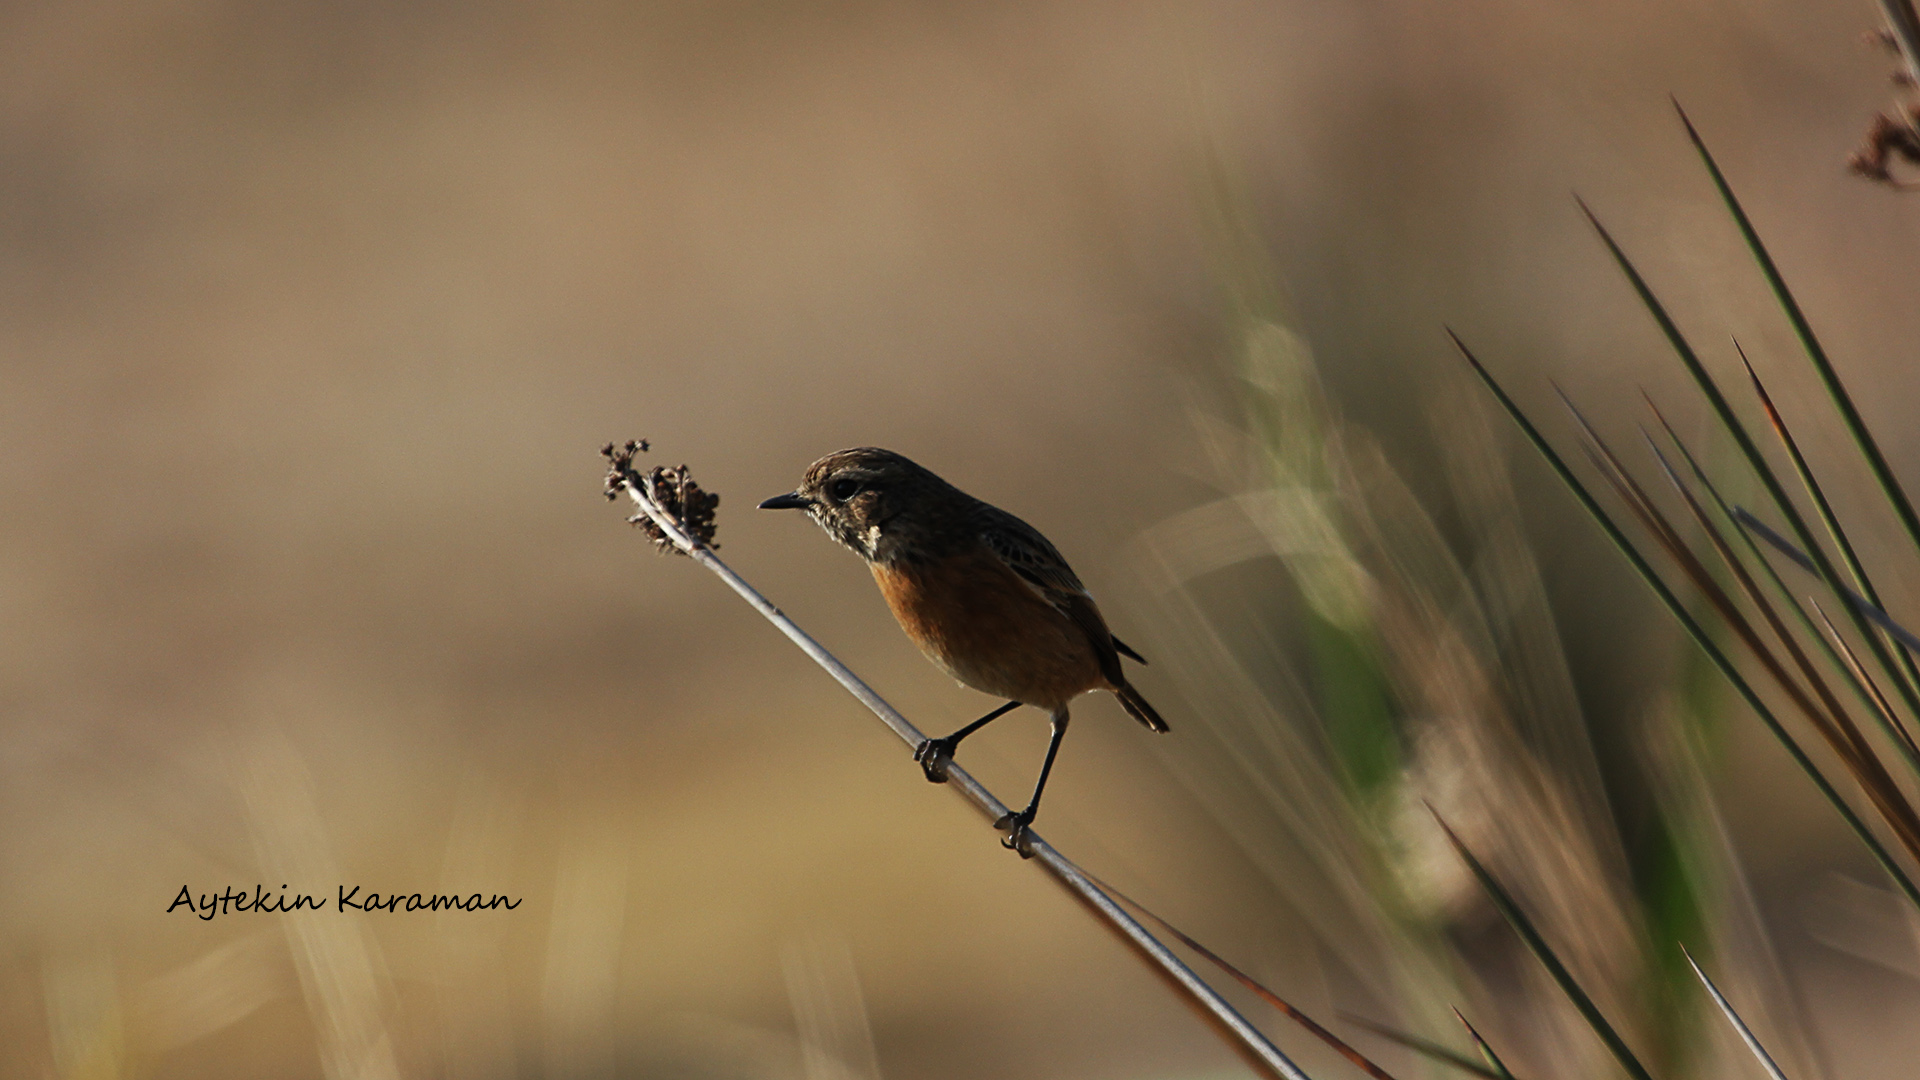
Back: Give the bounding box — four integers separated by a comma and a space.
1563, 398, 1834, 759
1647, 403, 1913, 749
1735, 346, 1879, 608
1431, 810, 1656, 1080
1338, 1014, 1504, 1080
1451, 1009, 1519, 1080
1734, 508, 1920, 654
1620, 422, 1920, 866
1638, 433, 1920, 856
1453, 331, 1920, 909
1577, 200, 1920, 752
1812, 600, 1920, 766
1673, 101, 1920, 562
1640, 431, 1881, 770
1735, 343, 1920, 706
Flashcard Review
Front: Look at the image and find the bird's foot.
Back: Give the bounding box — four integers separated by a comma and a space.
994, 809, 1037, 858
914, 737, 957, 783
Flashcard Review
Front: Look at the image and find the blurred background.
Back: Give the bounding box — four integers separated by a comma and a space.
4, 0, 1920, 1077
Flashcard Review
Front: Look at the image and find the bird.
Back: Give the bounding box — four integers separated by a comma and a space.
759, 447, 1166, 856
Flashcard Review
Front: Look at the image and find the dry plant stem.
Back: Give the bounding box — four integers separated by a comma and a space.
1732, 509, 1920, 654
1430, 810, 1655, 1080
1082, 871, 1402, 1080
609, 465, 1314, 1080
1641, 435, 1881, 771
1672, 105, 1920, 557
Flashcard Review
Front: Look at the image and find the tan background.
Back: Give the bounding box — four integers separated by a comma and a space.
3, 1, 1918, 1078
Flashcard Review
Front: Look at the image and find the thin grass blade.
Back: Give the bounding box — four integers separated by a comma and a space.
1812, 600, 1920, 765
1337, 1014, 1504, 1080
1731, 509, 1815, 574
1733, 508, 1920, 654
1566, 405, 1842, 762
1429, 809, 1656, 1080
1673, 102, 1920, 561
1451, 331, 1920, 908
1450, 1008, 1518, 1080
1737, 346, 1884, 612
1646, 401, 1918, 753
1635, 430, 1920, 856
1680, 945, 1791, 1080
1578, 199, 1920, 730
1639, 431, 1875, 767
1575, 423, 1920, 862
1736, 343, 1920, 701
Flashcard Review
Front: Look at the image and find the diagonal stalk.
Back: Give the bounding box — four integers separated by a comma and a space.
1085, 872, 1403, 1080
1570, 416, 1860, 773
604, 448, 1317, 1080
1639, 432, 1877, 768
1573, 411, 1920, 859
1731, 509, 1920, 653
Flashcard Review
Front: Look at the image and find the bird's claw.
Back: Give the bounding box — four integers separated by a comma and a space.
914, 737, 955, 783
994, 809, 1036, 858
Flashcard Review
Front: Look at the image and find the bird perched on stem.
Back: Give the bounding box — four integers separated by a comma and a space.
760, 447, 1167, 856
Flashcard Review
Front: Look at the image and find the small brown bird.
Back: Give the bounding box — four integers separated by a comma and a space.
760, 447, 1166, 855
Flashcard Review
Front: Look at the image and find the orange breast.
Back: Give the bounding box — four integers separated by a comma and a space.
870, 547, 1106, 710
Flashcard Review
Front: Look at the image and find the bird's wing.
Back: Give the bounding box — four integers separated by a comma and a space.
976, 504, 1126, 686
977, 504, 1087, 597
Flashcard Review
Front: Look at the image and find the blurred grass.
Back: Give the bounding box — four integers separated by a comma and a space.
1129, 145, 1699, 1078
1425, 102, 1920, 1080
1125, 99, 1920, 1075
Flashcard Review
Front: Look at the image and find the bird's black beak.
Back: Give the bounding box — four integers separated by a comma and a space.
758, 491, 813, 510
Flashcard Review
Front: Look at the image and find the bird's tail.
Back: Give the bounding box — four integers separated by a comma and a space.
1114, 681, 1169, 733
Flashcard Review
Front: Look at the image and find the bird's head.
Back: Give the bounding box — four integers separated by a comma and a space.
759, 447, 959, 562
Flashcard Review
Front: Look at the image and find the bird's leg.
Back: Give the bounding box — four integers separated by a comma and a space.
995, 709, 1069, 858
915, 700, 1020, 783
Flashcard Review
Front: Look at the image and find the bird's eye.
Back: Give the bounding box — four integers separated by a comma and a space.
828, 478, 863, 503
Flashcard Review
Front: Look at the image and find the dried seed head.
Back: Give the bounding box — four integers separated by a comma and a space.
636, 464, 719, 553
1848, 111, 1920, 186
602, 439, 655, 498
601, 439, 719, 553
